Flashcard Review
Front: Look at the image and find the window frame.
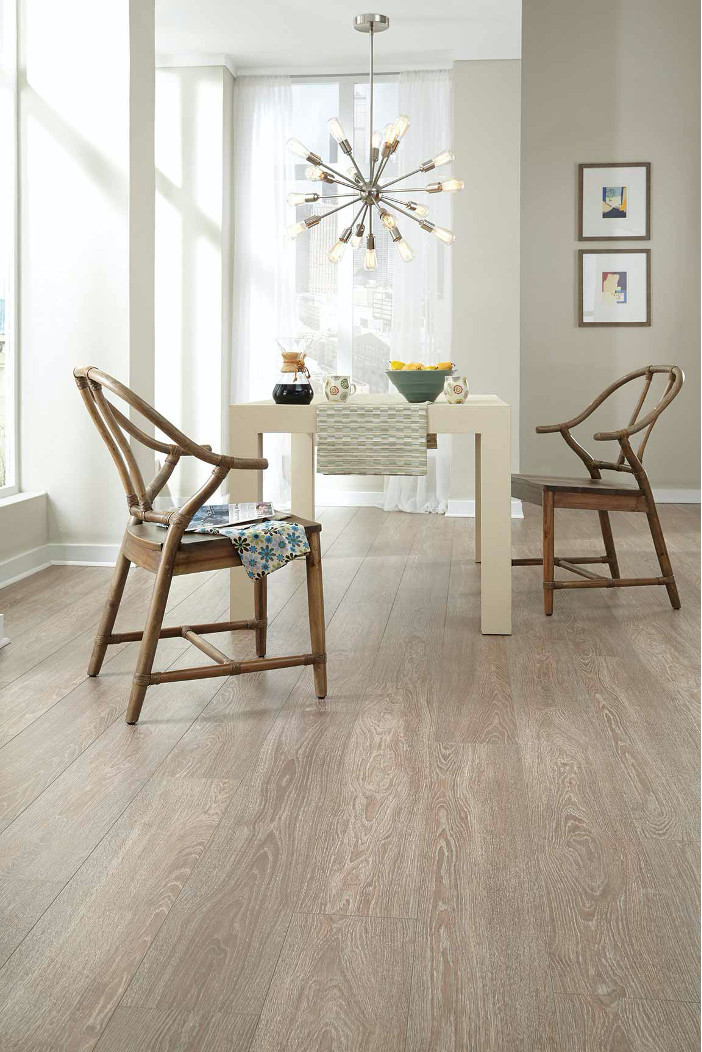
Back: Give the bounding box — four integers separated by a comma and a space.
0, 0, 19, 499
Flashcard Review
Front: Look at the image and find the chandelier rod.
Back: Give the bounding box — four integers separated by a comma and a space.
379, 167, 423, 191
371, 146, 394, 189
348, 201, 367, 232
316, 196, 363, 221
369, 23, 375, 184
348, 153, 367, 186
315, 159, 362, 190
379, 186, 432, 193
378, 197, 426, 228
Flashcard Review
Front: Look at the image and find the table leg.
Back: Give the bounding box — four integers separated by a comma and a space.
291, 432, 316, 520
229, 423, 263, 621
479, 416, 512, 634
474, 434, 482, 564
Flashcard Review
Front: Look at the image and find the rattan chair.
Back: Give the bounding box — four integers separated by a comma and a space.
512, 365, 684, 615
74, 366, 327, 724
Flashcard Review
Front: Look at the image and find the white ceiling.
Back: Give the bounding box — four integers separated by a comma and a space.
155, 0, 521, 73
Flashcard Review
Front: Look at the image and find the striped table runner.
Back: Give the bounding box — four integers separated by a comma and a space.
316, 402, 428, 476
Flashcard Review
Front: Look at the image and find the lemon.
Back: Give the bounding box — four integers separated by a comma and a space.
436, 360, 454, 371
425, 365, 438, 370
390, 360, 406, 371
402, 362, 423, 370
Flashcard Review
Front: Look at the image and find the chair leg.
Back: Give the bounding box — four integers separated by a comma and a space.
645, 502, 681, 610
126, 544, 177, 725
305, 532, 327, 699
598, 511, 621, 579
543, 490, 555, 616
254, 577, 267, 658
88, 540, 131, 677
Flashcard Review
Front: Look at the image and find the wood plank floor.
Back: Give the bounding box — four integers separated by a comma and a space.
0, 504, 698, 1051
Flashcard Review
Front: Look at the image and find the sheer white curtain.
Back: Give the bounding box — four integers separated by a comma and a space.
231, 76, 294, 504
383, 69, 453, 513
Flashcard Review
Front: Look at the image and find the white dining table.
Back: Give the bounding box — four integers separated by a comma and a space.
228, 394, 512, 635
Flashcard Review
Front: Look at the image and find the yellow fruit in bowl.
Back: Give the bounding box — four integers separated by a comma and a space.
390, 360, 406, 370
403, 362, 424, 370
425, 365, 438, 370
436, 360, 454, 371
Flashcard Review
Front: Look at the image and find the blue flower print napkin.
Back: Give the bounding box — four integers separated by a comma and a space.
219, 520, 310, 580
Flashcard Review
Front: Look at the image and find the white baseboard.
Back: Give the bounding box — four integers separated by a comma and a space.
447, 499, 524, 518
652, 489, 701, 503
48, 543, 121, 566
0, 543, 120, 590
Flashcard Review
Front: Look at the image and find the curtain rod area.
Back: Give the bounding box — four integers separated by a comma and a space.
239, 65, 452, 79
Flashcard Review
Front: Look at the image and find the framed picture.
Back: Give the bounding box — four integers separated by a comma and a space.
578, 162, 650, 240
579, 249, 651, 326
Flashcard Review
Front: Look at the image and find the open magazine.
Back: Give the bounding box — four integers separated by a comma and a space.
157, 503, 290, 534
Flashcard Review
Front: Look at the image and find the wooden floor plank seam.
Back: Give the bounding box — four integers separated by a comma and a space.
265, 509, 407, 735
0, 569, 217, 746
242, 909, 298, 1051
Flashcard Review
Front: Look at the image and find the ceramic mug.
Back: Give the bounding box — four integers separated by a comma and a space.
444, 375, 469, 404
324, 375, 357, 403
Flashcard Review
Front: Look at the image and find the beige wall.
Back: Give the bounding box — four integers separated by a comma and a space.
450, 59, 521, 504
520, 0, 700, 493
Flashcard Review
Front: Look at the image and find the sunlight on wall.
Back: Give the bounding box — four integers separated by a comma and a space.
155, 65, 231, 498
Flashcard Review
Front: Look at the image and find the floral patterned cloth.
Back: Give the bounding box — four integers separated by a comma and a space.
218, 519, 310, 580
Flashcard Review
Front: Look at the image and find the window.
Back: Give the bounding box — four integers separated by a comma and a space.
289, 75, 401, 394
0, 0, 17, 496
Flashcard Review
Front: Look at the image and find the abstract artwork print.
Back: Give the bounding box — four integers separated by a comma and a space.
580, 249, 649, 325
602, 185, 627, 218
602, 270, 627, 304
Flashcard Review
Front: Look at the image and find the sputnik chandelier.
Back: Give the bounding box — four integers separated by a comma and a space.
285, 12, 463, 268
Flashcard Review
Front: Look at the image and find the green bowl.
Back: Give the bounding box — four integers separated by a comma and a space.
386, 368, 453, 404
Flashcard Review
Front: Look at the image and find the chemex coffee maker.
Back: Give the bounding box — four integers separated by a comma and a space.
272, 336, 314, 405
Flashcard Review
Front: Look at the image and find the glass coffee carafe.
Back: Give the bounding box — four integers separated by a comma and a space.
272, 336, 314, 405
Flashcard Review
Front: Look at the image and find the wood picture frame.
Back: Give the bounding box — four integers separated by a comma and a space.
578, 248, 651, 327
578, 162, 651, 241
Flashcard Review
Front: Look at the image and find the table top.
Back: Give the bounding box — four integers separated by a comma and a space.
232, 393, 509, 409
230, 393, 509, 436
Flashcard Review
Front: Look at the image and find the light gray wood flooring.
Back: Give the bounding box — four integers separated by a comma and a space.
0, 504, 698, 1051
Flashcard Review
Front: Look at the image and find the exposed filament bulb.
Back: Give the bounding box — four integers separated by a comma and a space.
287, 137, 313, 160
405, 201, 429, 218
350, 223, 365, 249
305, 165, 332, 183
390, 226, 414, 262
287, 192, 319, 206
327, 117, 347, 144
328, 226, 353, 263
432, 225, 455, 245
286, 216, 320, 240
364, 234, 378, 271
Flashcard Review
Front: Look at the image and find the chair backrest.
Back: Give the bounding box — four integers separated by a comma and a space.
74, 366, 267, 521
589, 365, 684, 466
536, 364, 684, 483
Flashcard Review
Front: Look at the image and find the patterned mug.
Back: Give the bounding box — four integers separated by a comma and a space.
444, 375, 469, 404
324, 375, 357, 403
